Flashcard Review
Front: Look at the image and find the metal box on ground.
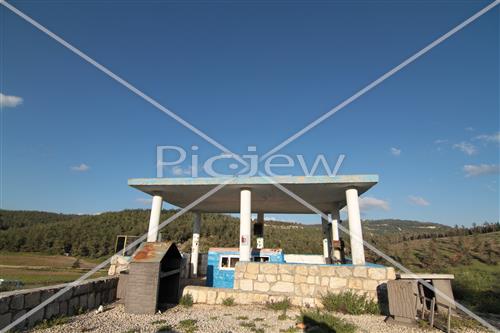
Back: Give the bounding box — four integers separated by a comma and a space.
387, 279, 419, 325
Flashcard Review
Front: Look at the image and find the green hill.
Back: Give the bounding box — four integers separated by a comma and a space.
0, 209, 496, 259
0, 209, 457, 258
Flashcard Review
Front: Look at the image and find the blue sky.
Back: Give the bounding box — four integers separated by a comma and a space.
1, 0, 498, 226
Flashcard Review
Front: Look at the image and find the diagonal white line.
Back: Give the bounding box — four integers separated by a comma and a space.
0, 0, 248, 168
0, 177, 236, 333
259, 172, 498, 332
260, 0, 500, 161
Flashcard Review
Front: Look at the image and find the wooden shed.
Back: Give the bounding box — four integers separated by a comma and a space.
125, 242, 182, 314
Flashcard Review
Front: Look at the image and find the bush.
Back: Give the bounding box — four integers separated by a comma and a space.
178, 319, 197, 333
222, 296, 235, 306
278, 313, 288, 320
320, 291, 380, 315
266, 298, 292, 312
156, 325, 173, 333
179, 294, 193, 307
35, 316, 70, 329
299, 310, 357, 333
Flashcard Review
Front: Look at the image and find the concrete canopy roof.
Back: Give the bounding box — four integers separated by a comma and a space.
128, 175, 378, 214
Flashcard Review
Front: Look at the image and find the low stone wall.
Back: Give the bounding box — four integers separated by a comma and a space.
0, 276, 118, 331
182, 285, 321, 307
234, 262, 395, 301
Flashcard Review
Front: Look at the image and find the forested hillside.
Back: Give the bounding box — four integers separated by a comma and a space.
0, 209, 497, 260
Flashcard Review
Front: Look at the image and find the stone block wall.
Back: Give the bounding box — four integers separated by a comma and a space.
234, 262, 396, 301
183, 285, 303, 306
0, 276, 118, 331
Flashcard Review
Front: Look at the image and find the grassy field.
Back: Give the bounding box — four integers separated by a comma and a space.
0, 252, 107, 290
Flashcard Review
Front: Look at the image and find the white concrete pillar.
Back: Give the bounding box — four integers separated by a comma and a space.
239, 188, 252, 262
191, 212, 201, 277
147, 195, 163, 242
321, 214, 330, 263
345, 188, 366, 265
331, 204, 341, 261
256, 212, 264, 249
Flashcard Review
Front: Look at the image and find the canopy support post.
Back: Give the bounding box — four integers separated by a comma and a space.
191, 212, 201, 277
147, 195, 163, 242
239, 188, 252, 262
346, 187, 366, 265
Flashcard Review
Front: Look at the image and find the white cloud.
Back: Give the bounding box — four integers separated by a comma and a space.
390, 147, 401, 156
408, 195, 430, 206
0, 93, 23, 108
453, 142, 476, 155
463, 164, 500, 177
70, 163, 90, 172
465, 127, 475, 132
359, 196, 390, 211
136, 197, 152, 205
434, 139, 448, 144
474, 132, 500, 144
172, 165, 191, 176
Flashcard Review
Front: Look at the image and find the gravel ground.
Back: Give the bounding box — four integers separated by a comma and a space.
30, 303, 483, 333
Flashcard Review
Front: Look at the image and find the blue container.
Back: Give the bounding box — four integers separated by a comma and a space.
206, 248, 284, 288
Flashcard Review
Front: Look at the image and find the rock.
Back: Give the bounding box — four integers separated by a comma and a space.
239, 279, 253, 291
329, 277, 347, 289
353, 267, 368, 278
246, 263, 260, 274
10, 294, 24, 310
348, 278, 363, 290
368, 268, 386, 280
254, 282, 270, 292
295, 265, 308, 276
270, 281, 294, 293
260, 264, 277, 275
337, 267, 353, 278
0, 297, 10, 314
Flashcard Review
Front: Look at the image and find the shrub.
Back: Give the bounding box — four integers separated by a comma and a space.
178, 319, 197, 333
222, 296, 235, 306
179, 293, 193, 307
239, 321, 256, 329
299, 310, 357, 333
278, 313, 288, 320
320, 291, 380, 315
35, 316, 70, 329
251, 328, 265, 333
266, 298, 292, 312
156, 325, 173, 333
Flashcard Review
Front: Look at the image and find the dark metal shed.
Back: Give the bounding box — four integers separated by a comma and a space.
125, 242, 182, 314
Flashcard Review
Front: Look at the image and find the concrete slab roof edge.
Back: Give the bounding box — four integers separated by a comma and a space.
128, 175, 379, 186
